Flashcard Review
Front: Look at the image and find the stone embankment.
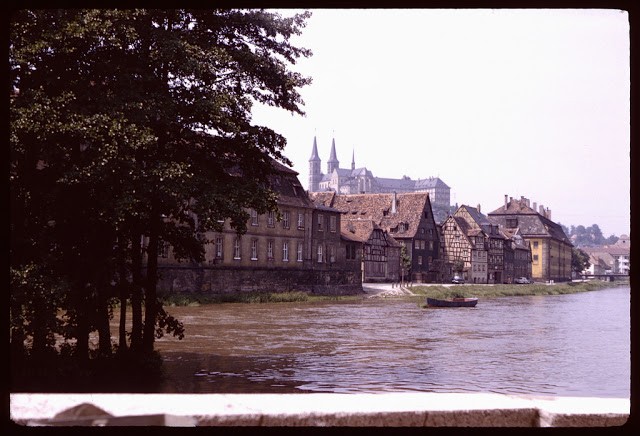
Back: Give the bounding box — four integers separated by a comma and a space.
362, 282, 416, 298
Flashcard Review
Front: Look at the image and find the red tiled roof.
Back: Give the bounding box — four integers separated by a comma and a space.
321, 192, 431, 239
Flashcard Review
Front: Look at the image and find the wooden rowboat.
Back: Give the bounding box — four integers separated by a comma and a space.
426, 297, 478, 308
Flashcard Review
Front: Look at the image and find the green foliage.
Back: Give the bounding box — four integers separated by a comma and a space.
562, 223, 618, 247
571, 247, 591, 274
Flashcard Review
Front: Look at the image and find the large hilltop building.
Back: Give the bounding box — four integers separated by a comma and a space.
308, 136, 451, 223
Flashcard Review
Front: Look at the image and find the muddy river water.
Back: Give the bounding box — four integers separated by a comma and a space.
150, 286, 630, 397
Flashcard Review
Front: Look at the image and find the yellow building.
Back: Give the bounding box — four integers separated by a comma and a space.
488, 195, 572, 282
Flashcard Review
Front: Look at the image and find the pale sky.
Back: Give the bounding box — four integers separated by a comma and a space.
251, 9, 630, 237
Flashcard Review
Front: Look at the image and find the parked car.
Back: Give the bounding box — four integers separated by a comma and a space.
451, 276, 465, 284
514, 277, 531, 284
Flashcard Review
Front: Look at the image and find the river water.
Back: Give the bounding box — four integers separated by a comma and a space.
153, 286, 630, 398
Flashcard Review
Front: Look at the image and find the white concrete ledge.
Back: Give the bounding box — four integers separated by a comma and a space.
9, 393, 630, 427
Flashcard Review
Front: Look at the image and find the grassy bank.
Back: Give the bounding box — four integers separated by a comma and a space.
161, 291, 363, 306
410, 280, 627, 301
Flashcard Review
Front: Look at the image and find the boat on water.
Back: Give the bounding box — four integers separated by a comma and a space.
426, 297, 478, 308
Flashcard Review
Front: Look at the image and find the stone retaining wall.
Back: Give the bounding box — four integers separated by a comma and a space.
156, 265, 363, 295
10, 393, 630, 427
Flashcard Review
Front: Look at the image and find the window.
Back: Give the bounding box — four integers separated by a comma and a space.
297, 242, 303, 262
267, 211, 275, 227
282, 241, 289, 261
533, 241, 539, 249
282, 211, 290, 229
251, 239, 258, 260
267, 240, 274, 260
329, 245, 335, 263
507, 218, 518, 228
418, 255, 423, 265
330, 215, 337, 232
250, 209, 258, 226
317, 244, 323, 263
533, 254, 539, 263
318, 214, 324, 231
429, 241, 434, 251
297, 212, 305, 229
234, 237, 241, 260
158, 240, 169, 258
346, 244, 357, 260
215, 237, 223, 259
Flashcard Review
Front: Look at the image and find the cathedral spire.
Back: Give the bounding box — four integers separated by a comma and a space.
308, 135, 321, 192
309, 135, 320, 161
327, 136, 339, 174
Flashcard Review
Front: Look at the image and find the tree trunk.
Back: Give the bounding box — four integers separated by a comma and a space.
96, 284, 112, 357
130, 233, 143, 351
117, 249, 129, 353
142, 210, 160, 353
75, 291, 90, 365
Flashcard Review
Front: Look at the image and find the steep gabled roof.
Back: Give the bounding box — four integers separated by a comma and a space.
309, 191, 336, 207
270, 163, 314, 208
315, 192, 432, 239
340, 218, 380, 243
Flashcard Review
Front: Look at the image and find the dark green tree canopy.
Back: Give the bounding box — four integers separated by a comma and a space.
11, 8, 312, 261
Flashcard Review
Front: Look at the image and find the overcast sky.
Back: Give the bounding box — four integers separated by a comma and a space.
251, 9, 630, 237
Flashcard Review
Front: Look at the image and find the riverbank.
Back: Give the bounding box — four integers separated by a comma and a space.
159, 279, 627, 306
365, 279, 627, 300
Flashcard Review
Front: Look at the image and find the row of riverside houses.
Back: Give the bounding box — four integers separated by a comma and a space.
152, 158, 573, 294
310, 191, 572, 284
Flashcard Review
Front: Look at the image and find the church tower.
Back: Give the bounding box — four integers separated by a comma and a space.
327, 137, 339, 174
308, 136, 321, 192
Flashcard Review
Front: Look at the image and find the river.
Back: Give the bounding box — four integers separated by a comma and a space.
152, 286, 630, 398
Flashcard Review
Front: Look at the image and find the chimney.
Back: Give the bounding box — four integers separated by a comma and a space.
547, 208, 551, 220
477, 204, 481, 213
392, 191, 397, 214
539, 205, 544, 215
504, 194, 508, 209
526, 198, 530, 207
533, 201, 537, 211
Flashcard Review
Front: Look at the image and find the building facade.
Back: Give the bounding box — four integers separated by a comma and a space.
155, 161, 363, 295
488, 195, 572, 282
311, 191, 440, 283
341, 218, 401, 282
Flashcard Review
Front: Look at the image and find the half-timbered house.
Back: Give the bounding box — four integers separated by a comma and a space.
453, 205, 507, 284
310, 191, 440, 283
341, 218, 401, 282
441, 215, 488, 283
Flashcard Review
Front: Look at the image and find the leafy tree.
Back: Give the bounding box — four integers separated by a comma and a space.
452, 259, 465, 273
605, 235, 619, 245
400, 244, 411, 284
10, 9, 312, 377
571, 247, 591, 275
